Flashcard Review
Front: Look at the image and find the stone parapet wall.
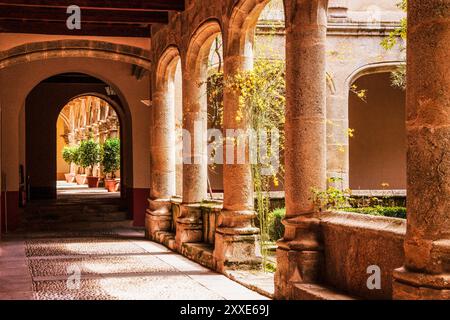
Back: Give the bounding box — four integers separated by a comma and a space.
320, 211, 405, 299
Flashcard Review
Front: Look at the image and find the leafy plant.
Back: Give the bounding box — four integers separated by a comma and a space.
344, 206, 406, 219
101, 138, 121, 178
268, 208, 285, 242
227, 59, 286, 271
381, 0, 407, 90
312, 177, 352, 211
62, 146, 78, 166
78, 139, 100, 175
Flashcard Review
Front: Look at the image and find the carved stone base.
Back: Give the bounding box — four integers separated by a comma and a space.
213, 210, 261, 272
175, 204, 203, 250
214, 232, 261, 272
274, 215, 324, 300
145, 199, 172, 240
393, 267, 450, 300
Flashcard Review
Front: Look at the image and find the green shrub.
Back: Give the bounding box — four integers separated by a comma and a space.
78, 139, 100, 173
62, 146, 78, 166
344, 206, 406, 219
101, 138, 120, 178
268, 208, 285, 241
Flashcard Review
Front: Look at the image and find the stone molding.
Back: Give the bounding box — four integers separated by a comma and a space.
0, 40, 151, 70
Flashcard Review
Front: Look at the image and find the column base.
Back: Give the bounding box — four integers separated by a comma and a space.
175, 204, 203, 250
145, 198, 172, 240
214, 232, 261, 273
274, 215, 324, 300
393, 267, 450, 300
213, 210, 261, 273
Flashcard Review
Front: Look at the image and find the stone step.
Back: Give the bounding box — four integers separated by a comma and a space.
18, 219, 134, 232
292, 283, 358, 300
180, 243, 215, 270
24, 210, 127, 221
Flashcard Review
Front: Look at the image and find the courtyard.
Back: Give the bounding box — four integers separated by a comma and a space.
0, 229, 267, 300
0, 0, 449, 302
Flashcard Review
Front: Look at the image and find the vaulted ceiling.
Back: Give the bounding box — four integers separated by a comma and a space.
0, 0, 185, 37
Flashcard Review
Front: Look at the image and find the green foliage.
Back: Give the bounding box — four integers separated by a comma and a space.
381, 0, 407, 90
268, 208, 285, 242
78, 139, 100, 172
228, 59, 286, 272
344, 206, 407, 219
206, 71, 224, 129
101, 138, 121, 177
62, 146, 78, 165
207, 59, 285, 272
312, 177, 351, 211
73, 146, 82, 167
264, 261, 277, 273
390, 64, 407, 90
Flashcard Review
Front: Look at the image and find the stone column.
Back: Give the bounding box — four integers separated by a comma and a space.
175, 65, 208, 249
275, 0, 328, 299
213, 52, 260, 272
393, 0, 450, 300
146, 76, 176, 240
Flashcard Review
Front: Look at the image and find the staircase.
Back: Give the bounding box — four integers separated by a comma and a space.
20, 195, 131, 232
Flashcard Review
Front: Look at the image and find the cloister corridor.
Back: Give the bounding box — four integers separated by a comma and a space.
1, 0, 449, 303
0, 229, 267, 300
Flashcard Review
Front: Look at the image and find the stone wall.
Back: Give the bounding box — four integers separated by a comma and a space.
320, 211, 405, 299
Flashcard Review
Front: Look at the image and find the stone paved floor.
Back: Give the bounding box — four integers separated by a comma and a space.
0, 229, 268, 300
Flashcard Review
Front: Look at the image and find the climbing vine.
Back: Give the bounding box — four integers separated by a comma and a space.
205, 59, 286, 271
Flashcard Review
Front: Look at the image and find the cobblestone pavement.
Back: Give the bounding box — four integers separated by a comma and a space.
0, 229, 268, 300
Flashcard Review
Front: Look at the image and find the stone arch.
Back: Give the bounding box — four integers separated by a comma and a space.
151, 46, 182, 199
156, 45, 181, 91
0, 40, 151, 71
55, 93, 124, 183
346, 61, 405, 90
25, 73, 134, 200
227, 0, 271, 58
347, 63, 407, 190
186, 19, 223, 77
59, 112, 71, 129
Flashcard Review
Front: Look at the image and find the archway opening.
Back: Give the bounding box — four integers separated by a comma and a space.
56, 95, 122, 198
349, 72, 406, 191
206, 33, 224, 194
24, 72, 134, 227
223, 0, 287, 270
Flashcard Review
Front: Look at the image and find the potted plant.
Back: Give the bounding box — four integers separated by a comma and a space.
78, 139, 101, 188
72, 146, 87, 185
62, 146, 77, 183
101, 138, 120, 192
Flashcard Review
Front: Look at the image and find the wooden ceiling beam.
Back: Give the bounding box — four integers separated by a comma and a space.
0, 20, 151, 37
0, 5, 169, 24
0, 0, 185, 12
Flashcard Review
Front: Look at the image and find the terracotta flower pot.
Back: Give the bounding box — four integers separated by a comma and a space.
86, 176, 99, 188
64, 173, 75, 183
105, 179, 119, 193
76, 174, 87, 185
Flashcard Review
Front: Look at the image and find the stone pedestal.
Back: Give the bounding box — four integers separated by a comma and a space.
275, 216, 324, 299
145, 199, 172, 240
214, 210, 261, 272
176, 204, 203, 250
392, 0, 450, 300
275, 0, 328, 300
